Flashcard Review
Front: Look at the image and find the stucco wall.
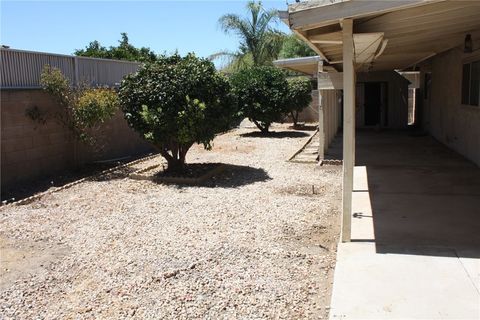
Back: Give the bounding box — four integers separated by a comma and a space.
1, 89, 152, 190
424, 46, 480, 166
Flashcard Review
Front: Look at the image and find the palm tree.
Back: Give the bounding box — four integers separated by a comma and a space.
211, 1, 285, 70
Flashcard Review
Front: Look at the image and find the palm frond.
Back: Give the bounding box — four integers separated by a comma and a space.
217, 0, 285, 68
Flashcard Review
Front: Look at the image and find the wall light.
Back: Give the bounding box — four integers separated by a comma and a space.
464, 34, 473, 53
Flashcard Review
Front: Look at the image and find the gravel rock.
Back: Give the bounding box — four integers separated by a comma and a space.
0, 124, 341, 319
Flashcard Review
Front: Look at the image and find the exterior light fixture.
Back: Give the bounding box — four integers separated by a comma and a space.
464, 34, 473, 53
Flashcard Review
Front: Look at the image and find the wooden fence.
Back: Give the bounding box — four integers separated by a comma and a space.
0, 48, 141, 89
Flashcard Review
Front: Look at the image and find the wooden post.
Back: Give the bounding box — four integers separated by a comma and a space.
342, 19, 355, 242
317, 61, 325, 160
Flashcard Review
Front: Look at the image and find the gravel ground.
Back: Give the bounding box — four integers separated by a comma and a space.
0, 123, 342, 319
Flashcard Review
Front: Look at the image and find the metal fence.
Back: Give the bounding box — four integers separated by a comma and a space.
0, 48, 141, 89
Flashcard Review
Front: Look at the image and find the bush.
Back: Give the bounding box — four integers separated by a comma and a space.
119, 53, 238, 172
230, 66, 288, 133
40, 65, 119, 144
76, 88, 119, 130
285, 77, 312, 126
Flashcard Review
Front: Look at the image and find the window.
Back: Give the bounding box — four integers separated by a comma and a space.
461, 60, 480, 106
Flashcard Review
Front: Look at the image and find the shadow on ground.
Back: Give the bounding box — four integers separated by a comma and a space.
351, 130, 480, 258
89, 166, 136, 182
170, 164, 271, 189
1, 152, 156, 204
240, 131, 310, 138
289, 124, 318, 131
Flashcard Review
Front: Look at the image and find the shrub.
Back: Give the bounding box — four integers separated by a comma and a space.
285, 77, 312, 126
76, 89, 118, 128
230, 66, 288, 133
40, 65, 119, 144
119, 53, 238, 172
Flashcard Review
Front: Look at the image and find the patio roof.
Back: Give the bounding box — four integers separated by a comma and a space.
282, 0, 480, 71
272, 56, 321, 76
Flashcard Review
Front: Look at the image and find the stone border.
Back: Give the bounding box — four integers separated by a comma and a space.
0, 153, 159, 209
288, 128, 319, 162
319, 159, 343, 166
129, 164, 227, 185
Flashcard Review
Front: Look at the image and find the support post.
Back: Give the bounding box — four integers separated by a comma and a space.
317, 61, 325, 160
342, 19, 355, 242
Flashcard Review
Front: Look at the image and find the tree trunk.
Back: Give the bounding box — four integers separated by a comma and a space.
291, 111, 299, 126
252, 119, 270, 134
157, 142, 192, 173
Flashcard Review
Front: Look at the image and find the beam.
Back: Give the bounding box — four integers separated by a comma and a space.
317, 61, 325, 160
289, 0, 441, 31
341, 19, 355, 243
293, 30, 329, 62
309, 31, 343, 44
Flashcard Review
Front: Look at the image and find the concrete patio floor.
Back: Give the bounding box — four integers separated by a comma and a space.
328, 130, 480, 319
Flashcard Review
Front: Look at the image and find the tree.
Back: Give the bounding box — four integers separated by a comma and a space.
40, 65, 119, 145
119, 54, 238, 172
285, 77, 313, 126
74, 33, 157, 62
279, 34, 317, 59
212, 1, 285, 70
231, 66, 288, 133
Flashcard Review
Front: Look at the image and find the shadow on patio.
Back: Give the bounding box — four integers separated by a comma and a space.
351, 130, 480, 258
329, 130, 480, 319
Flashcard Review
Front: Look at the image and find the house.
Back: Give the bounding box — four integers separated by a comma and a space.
280, 0, 480, 318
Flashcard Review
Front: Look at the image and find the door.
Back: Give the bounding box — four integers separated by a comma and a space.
355, 83, 365, 126
364, 82, 382, 126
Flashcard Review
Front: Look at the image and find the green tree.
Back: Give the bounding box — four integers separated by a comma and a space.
231, 66, 288, 133
40, 65, 119, 144
279, 34, 317, 59
119, 54, 238, 172
212, 1, 285, 70
74, 33, 157, 62
285, 77, 313, 126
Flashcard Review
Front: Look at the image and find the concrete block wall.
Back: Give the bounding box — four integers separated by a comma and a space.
1, 89, 152, 191
284, 90, 319, 123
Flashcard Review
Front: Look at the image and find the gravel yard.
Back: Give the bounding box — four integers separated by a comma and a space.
0, 123, 342, 319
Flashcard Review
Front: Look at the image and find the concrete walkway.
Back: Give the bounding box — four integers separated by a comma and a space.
329, 130, 480, 319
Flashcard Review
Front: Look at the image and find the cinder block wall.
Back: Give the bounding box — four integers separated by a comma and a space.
1, 89, 152, 190
284, 90, 319, 123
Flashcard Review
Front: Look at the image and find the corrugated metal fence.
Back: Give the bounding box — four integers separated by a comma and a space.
0, 48, 141, 89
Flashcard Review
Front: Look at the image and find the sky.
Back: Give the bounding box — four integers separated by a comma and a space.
1, 0, 292, 62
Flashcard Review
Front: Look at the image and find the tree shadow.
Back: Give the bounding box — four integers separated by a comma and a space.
288, 124, 318, 131
171, 164, 271, 189
240, 131, 310, 138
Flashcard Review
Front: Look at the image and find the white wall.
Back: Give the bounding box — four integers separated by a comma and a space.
424, 45, 480, 166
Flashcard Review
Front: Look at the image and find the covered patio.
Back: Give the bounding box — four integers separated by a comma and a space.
331, 130, 480, 318
280, 0, 480, 318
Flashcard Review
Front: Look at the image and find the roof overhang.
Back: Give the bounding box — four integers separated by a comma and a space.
273, 56, 322, 76
284, 0, 480, 71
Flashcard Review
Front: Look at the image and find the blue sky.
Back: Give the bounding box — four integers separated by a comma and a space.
1, 1, 292, 61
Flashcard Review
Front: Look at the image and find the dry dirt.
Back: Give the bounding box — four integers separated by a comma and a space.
0, 123, 342, 319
